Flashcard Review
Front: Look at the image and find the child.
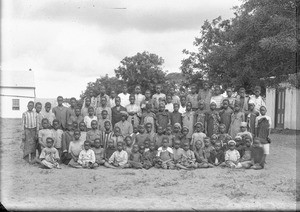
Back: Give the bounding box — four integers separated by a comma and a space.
153, 126, 164, 149
169, 103, 182, 127
86, 120, 101, 147
84, 107, 97, 131
180, 126, 191, 148
249, 138, 265, 170
225, 87, 236, 109
186, 84, 199, 111
240, 137, 252, 168
173, 123, 182, 142
111, 96, 127, 127
255, 105, 271, 164
35, 102, 43, 131
172, 139, 185, 169
217, 124, 231, 150
104, 139, 116, 161
195, 100, 206, 129
68, 130, 84, 167
145, 122, 155, 142
100, 121, 113, 149
109, 90, 116, 108
178, 142, 198, 169
229, 103, 245, 139
224, 140, 242, 168
156, 102, 170, 132
141, 103, 156, 134
235, 87, 250, 113
219, 99, 233, 133
202, 137, 215, 162
182, 102, 195, 140
77, 140, 95, 168
250, 86, 266, 113
111, 126, 124, 147
134, 85, 145, 106
155, 137, 175, 169
81, 97, 91, 118
198, 81, 212, 110
96, 85, 111, 108
143, 141, 158, 169
209, 141, 225, 166
127, 144, 143, 169
152, 84, 166, 110
234, 135, 244, 156
107, 141, 128, 169
131, 126, 139, 143
92, 138, 106, 167
237, 121, 253, 140
178, 96, 187, 114
67, 97, 77, 123
246, 100, 259, 137
135, 125, 148, 146
42, 102, 56, 128
79, 122, 87, 143
126, 95, 141, 128
52, 119, 64, 157
164, 125, 175, 147
194, 140, 212, 168
70, 107, 84, 126
38, 118, 53, 150
191, 122, 206, 150
169, 87, 181, 105
124, 136, 134, 156
210, 134, 218, 148
206, 101, 220, 137
52, 96, 68, 130
210, 86, 223, 110
38, 137, 60, 169
165, 95, 174, 112
96, 96, 112, 122
115, 111, 133, 137
61, 122, 74, 164
140, 90, 155, 113
118, 84, 130, 107
98, 110, 112, 131
144, 139, 150, 152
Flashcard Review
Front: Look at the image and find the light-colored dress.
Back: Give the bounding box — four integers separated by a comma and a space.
39, 147, 60, 169
229, 112, 245, 139
126, 104, 141, 128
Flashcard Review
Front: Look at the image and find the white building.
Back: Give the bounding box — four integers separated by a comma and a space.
0, 70, 36, 118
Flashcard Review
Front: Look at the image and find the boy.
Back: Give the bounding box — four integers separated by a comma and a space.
186, 84, 199, 111
107, 141, 128, 169
178, 96, 187, 114
191, 122, 206, 150
156, 102, 170, 132
178, 142, 198, 169
219, 99, 233, 133
235, 87, 249, 113
225, 87, 235, 109
141, 104, 156, 134
169, 103, 182, 127
165, 95, 174, 112
86, 120, 101, 146
67, 97, 77, 123
52, 119, 64, 157
104, 139, 116, 161
96, 96, 112, 121
140, 90, 155, 113
135, 125, 148, 146
42, 102, 55, 128
169, 87, 180, 105
143, 141, 158, 169
111, 96, 127, 127
38, 137, 60, 169
134, 85, 145, 106
81, 97, 91, 118
249, 138, 265, 170
70, 107, 84, 126
153, 126, 165, 149
77, 141, 96, 168
180, 126, 191, 148
84, 106, 97, 130
38, 118, 53, 150
217, 124, 231, 151
164, 125, 175, 147
152, 84, 166, 110
100, 121, 113, 149
52, 96, 68, 130
92, 138, 106, 167
250, 86, 266, 113
124, 136, 134, 156
155, 137, 175, 169
202, 137, 215, 162
246, 100, 259, 137
209, 141, 225, 166
172, 139, 186, 170
96, 85, 110, 108
118, 84, 130, 107
115, 111, 133, 137
67, 130, 84, 167
126, 95, 141, 127
127, 144, 143, 169
198, 81, 212, 110
240, 137, 252, 168
109, 90, 117, 108
98, 110, 112, 131
210, 86, 223, 110
61, 122, 74, 164
194, 140, 212, 168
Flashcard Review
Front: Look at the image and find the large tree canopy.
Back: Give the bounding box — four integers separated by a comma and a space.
114, 51, 167, 93
181, 0, 296, 91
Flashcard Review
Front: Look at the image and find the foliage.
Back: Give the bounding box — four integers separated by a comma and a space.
181, 0, 296, 92
114, 51, 167, 93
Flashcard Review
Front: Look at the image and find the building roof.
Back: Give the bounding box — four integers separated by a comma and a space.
0, 70, 35, 88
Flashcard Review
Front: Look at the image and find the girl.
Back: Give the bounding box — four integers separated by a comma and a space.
219, 99, 233, 133
77, 141, 96, 168
172, 123, 182, 142
126, 95, 141, 128
68, 130, 84, 168
165, 95, 174, 112
206, 101, 220, 137
237, 122, 253, 140
210, 85, 223, 110
191, 122, 206, 150
38, 137, 60, 169
38, 118, 53, 150
182, 102, 195, 140
156, 102, 170, 132
224, 140, 242, 168
246, 100, 259, 137
229, 103, 245, 139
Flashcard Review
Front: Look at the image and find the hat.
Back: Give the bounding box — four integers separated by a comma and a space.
120, 111, 128, 117
228, 140, 236, 145
240, 122, 247, 127
234, 135, 242, 140
194, 122, 203, 127
182, 126, 189, 131
174, 123, 181, 129
210, 100, 217, 105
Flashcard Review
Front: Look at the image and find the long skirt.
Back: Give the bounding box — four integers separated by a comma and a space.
21, 128, 37, 158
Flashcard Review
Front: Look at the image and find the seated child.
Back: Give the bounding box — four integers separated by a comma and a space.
202, 137, 215, 162
124, 136, 134, 156
145, 122, 155, 142
224, 140, 242, 168
209, 141, 225, 166
130, 126, 139, 143
155, 137, 175, 169
68, 130, 84, 168
143, 141, 158, 169
172, 123, 182, 143
61, 122, 75, 164
135, 125, 148, 146
191, 122, 206, 150
127, 144, 143, 169
104, 139, 117, 161
37, 137, 60, 169
77, 140, 96, 168
249, 138, 265, 170
144, 138, 150, 152
92, 138, 106, 167
172, 139, 186, 170
107, 141, 128, 169
79, 121, 87, 143
178, 142, 198, 169
194, 140, 212, 168
86, 120, 101, 147
240, 137, 252, 168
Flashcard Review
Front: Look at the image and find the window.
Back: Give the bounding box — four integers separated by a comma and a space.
12, 99, 20, 110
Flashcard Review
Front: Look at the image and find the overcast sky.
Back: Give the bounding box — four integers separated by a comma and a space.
2, 0, 240, 98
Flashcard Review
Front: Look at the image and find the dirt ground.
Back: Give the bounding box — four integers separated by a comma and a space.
0, 119, 298, 210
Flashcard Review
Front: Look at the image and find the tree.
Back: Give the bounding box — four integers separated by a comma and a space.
181, 0, 296, 93
114, 51, 168, 93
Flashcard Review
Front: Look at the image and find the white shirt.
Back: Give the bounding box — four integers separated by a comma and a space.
179, 105, 186, 114
118, 93, 131, 107
135, 94, 145, 106
78, 149, 95, 164
109, 150, 128, 166
84, 115, 97, 129
165, 103, 174, 113
225, 149, 240, 162
211, 95, 224, 109
156, 147, 173, 156
249, 95, 266, 112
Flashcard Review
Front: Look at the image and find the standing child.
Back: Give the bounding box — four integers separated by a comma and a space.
100, 121, 113, 149
250, 86, 266, 113
237, 122, 253, 140
42, 102, 56, 128
195, 100, 207, 130
35, 102, 43, 131
107, 141, 128, 169
156, 102, 170, 132
219, 99, 233, 133
126, 95, 141, 128
67, 97, 77, 123
111, 96, 127, 127
52, 119, 64, 157
81, 97, 91, 118
165, 95, 174, 112
224, 140, 242, 168
109, 90, 117, 108
178, 96, 187, 114
110, 126, 124, 147
246, 100, 259, 137
152, 84, 166, 110
118, 84, 130, 107
191, 122, 206, 150
70, 107, 84, 126
141, 103, 156, 133
37, 137, 60, 169
209, 141, 225, 166
61, 122, 74, 164
96, 96, 112, 122
178, 142, 198, 169
115, 111, 133, 137
134, 85, 145, 107
169, 103, 182, 127
124, 136, 134, 156
155, 137, 175, 169
206, 101, 220, 137
140, 90, 155, 113
255, 106, 271, 165
98, 110, 112, 131
217, 124, 231, 150
182, 102, 195, 140
84, 107, 97, 131
198, 81, 212, 110
169, 87, 181, 105
52, 96, 68, 130
127, 144, 143, 169
135, 125, 148, 146
143, 141, 158, 169
210, 86, 223, 110
86, 120, 101, 147
180, 126, 191, 148
225, 87, 235, 109
79, 122, 87, 143
68, 130, 84, 167
145, 123, 155, 142
229, 103, 245, 139
235, 87, 249, 113
77, 141, 96, 168
186, 84, 199, 111
38, 118, 53, 150
92, 138, 106, 167
164, 125, 175, 147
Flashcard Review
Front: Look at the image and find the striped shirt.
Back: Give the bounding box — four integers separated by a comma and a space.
22, 110, 37, 129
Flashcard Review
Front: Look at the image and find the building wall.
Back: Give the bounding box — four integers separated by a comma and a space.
266, 88, 276, 129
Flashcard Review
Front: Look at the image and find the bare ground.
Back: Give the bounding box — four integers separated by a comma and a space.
0, 119, 297, 210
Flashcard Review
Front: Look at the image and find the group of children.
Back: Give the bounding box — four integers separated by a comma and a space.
21, 83, 271, 170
